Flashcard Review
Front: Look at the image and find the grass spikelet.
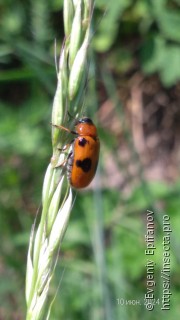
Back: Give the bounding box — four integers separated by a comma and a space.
25, 1, 93, 319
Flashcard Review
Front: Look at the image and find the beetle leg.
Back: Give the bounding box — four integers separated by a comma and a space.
55, 149, 73, 168
58, 139, 74, 151
55, 158, 67, 168
58, 143, 71, 152
51, 123, 77, 135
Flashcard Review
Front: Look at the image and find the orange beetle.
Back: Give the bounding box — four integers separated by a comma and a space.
54, 117, 100, 189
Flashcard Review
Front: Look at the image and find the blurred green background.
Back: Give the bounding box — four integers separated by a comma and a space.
0, 0, 180, 319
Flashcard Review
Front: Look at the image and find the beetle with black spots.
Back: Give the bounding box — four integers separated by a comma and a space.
53, 117, 100, 189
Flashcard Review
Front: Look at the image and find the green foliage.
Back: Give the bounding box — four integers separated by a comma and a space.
142, 0, 180, 87
140, 0, 180, 86
93, 0, 180, 86
140, 35, 180, 86
93, 0, 131, 51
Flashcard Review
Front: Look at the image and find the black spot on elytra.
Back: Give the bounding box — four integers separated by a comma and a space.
78, 137, 88, 147
76, 158, 92, 172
